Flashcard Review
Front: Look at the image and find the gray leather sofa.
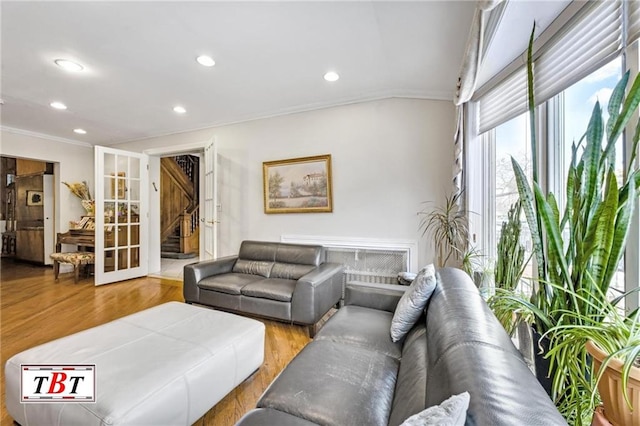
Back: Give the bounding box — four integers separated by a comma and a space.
183, 240, 344, 336
236, 267, 567, 426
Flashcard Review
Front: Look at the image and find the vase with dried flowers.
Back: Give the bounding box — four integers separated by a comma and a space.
63, 181, 94, 216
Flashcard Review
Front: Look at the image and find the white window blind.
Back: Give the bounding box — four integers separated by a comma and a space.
535, 0, 622, 104
628, 0, 640, 46
477, 0, 624, 134
478, 67, 527, 134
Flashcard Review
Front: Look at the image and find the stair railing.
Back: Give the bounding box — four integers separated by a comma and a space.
179, 203, 199, 254
173, 155, 198, 198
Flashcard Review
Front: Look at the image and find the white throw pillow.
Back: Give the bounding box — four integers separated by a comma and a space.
400, 392, 470, 426
390, 264, 436, 342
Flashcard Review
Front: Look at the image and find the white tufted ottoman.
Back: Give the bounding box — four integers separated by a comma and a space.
5, 302, 265, 426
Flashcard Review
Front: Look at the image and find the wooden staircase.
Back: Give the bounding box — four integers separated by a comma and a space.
160, 155, 199, 259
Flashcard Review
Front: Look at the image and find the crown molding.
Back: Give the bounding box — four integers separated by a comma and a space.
115, 91, 453, 147
1, 126, 93, 148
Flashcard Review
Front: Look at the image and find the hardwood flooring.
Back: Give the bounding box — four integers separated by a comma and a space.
0, 259, 311, 426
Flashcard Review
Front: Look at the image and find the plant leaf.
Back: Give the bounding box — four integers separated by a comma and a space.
603, 182, 635, 290
534, 182, 571, 286
606, 70, 630, 141
606, 70, 640, 153
583, 101, 604, 212
512, 157, 546, 282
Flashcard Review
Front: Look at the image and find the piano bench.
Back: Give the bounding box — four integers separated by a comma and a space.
50, 251, 95, 283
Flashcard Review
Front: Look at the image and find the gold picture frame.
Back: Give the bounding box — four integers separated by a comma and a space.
110, 172, 126, 199
263, 154, 333, 214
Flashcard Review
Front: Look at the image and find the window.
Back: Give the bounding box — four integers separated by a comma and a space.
471, 54, 638, 310
493, 113, 533, 281
469, 0, 640, 314
557, 57, 625, 302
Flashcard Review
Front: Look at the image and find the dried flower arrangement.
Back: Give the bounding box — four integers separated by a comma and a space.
62, 181, 92, 200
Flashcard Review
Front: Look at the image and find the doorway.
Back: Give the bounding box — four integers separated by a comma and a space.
156, 153, 201, 280
1, 156, 56, 269
144, 140, 215, 280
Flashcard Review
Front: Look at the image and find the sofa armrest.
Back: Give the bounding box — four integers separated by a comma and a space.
291, 262, 344, 325
183, 255, 238, 303
345, 282, 407, 313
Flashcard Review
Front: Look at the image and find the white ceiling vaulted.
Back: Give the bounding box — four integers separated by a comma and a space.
1, 1, 476, 146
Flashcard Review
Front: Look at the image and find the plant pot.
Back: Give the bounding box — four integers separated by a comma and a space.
532, 327, 554, 398
586, 340, 640, 426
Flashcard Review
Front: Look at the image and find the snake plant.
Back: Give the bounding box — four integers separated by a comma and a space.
489, 25, 640, 424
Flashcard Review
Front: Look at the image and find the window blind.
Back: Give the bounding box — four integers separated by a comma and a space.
628, 0, 640, 46
477, 0, 624, 134
478, 67, 527, 134
535, 0, 622, 104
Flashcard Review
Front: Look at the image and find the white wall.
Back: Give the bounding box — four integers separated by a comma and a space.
114, 98, 455, 268
0, 129, 94, 237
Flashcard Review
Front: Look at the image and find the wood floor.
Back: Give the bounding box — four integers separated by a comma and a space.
0, 259, 311, 426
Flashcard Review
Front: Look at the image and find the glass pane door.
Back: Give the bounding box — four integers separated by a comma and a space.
94, 146, 148, 285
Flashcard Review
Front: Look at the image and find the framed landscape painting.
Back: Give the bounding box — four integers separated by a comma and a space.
263, 154, 333, 214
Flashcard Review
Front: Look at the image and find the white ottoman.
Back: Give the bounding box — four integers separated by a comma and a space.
5, 302, 265, 425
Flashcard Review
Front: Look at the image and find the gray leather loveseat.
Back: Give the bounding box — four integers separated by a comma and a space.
183, 240, 344, 336
236, 267, 566, 426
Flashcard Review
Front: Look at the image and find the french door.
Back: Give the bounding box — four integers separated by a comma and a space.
94, 146, 148, 285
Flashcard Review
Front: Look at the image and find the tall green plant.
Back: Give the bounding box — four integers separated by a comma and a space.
491, 201, 528, 334
492, 24, 640, 424
495, 201, 526, 292
513, 27, 640, 334
418, 191, 469, 268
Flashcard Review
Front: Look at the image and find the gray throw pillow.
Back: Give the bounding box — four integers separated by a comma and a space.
390, 264, 436, 342
400, 392, 470, 426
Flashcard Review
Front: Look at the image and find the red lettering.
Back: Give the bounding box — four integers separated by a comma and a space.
47, 372, 67, 394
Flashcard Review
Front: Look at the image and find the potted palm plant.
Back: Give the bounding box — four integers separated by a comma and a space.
418, 190, 469, 269
489, 25, 640, 424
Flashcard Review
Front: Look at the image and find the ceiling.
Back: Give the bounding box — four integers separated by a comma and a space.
0, 1, 572, 148
1, 1, 477, 146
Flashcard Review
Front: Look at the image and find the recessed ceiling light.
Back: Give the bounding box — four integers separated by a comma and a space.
324, 71, 340, 82
54, 59, 84, 72
73, 128, 87, 135
50, 101, 67, 110
173, 106, 186, 114
196, 55, 216, 67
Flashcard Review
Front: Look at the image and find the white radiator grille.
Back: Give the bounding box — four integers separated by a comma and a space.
326, 247, 407, 285
280, 235, 418, 290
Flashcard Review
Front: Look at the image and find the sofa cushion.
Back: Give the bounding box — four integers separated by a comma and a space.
241, 278, 297, 302
233, 259, 274, 278
390, 264, 436, 342
270, 262, 316, 280
315, 305, 402, 360
275, 243, 323, 266
198, 273, 262, 295
388, 324, 428, 426
238, 241, 278, 262
258, 340, 399, 426
400, 392, 470, 426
